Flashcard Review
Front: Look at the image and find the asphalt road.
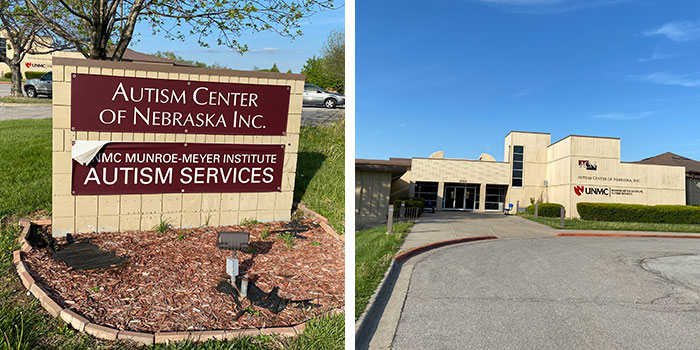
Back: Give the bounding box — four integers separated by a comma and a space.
391, 236, 700, 350
0, 84, 344, 124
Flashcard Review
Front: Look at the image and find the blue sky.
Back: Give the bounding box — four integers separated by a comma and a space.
129, 5, 344, 73
356, 0, 700, 162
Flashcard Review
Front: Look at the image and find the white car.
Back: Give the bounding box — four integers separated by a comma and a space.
303, 83, 344, 108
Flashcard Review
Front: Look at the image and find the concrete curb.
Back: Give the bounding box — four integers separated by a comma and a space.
355, 235, 498, 348
557, 232, 700, 239
297, 203, 344, 241
0, 102, 52, 107
14, 219, 343, 345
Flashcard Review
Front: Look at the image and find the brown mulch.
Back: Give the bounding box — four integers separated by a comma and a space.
23, 219, 344, 333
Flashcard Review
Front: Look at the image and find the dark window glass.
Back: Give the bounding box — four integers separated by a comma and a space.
513, 153, 523, 161
514, 146, 524, 153
512, 178, 522, 187
415, 181, 439, 204
513, 170, 522, 178
513, 162, 523, 170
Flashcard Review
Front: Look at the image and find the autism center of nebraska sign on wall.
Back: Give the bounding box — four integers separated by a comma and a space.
70, 73, 290, 135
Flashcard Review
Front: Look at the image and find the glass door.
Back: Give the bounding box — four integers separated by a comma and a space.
455, 187, 466, 209
444, 186, 456, 209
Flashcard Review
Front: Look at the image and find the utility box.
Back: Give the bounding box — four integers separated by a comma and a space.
226, 257, 239, 277
217, 231, 250, 251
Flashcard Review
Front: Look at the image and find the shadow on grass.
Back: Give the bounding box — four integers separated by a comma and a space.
294, 151, 326, 203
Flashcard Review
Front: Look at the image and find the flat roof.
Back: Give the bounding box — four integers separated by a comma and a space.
355, 158, 411, 173
505, 131, 551, 138
548, 134, 620, 148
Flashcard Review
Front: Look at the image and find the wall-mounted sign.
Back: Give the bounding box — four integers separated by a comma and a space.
578, 160, 597, 171
72, 142, 284, 195
573, 185, 643, 197
71, 74, 290, 135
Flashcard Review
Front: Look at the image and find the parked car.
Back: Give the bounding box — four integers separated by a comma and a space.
303, 83, 344, 108
24, 71, 52, 98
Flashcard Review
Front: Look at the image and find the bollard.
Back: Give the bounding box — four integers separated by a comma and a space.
241, 275, 249, 298
560, 206, 566, 228
387, 205, 394, 234
534, 202, 539, 218
516, 200, 520, 214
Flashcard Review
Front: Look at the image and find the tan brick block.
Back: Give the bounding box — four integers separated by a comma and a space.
248, 77, 258, 85
202, 193, 220, 212
238, 211, 257, 224
88, 131, 99, 140
294, 80, 304, 94
141, 194, 162, 214
275, 192, 294, 210
205, 134, 215, 143
53, 65, 64, 82
76, 131, 87, 140
88, 67, 100, 74
282, 172, 296, 191
64, 131, 74, 150
122, 133, 133, 141
196, 134, 206, 143
120, 195, 141, 215
53, 129, 64, 152
286, 133, 299, 154
30, 283, 48, 300
97, 216, 120, 233
221, 193, 240, 211
21, 240, 31, 253
191, 330, 227, 342
282, 153, 297, 173
119, 215, 141, 231
273, 210, 291, 221
219, 211, 239, 226
99, 132, 111, 141
111, 132, 122, 141
98, 195, 120, 215
118, 330, 154, 345
75, 216, 97, 233
157, 71, 168, 79
53, 105, 70, 130
257, 78, 268, 85
229, 76, 240, 83
216, 134, 225, 143
253, 135, 264, 144
52, 217, 74, 237
141, 214, 162, 231
53, 173, 72, 198
125, 69, 136, 77
183, 193, 202, 211
288, 94, 303, 114
18, 271, 34, 289
52, 151, 72, 174
113, 68, 125, 76
244, 135, 253, 144
239, 193, 258, 211
155, 133, 165, 142
201, 211, 220, 227
76, 66, 88, 74
85, 323, 118, 340
65, 309, 89, 332
12, 250, 21, 265
257, 192, 276, 210
143, 133, 155, 142
162, 194, 182, 212
176, 133, 186, 142
52, 196, 74, 218
132, 133, 144, 141
162, 212, 182, 228
260, 326, 296, 337
225, 135, 234, 143
39, 295, 62, 317
181, 212, 200, 228
178, 73, 189, 81
224, 328, 260, 339
75, 196, 98, 216
286, 113, 301, 134
101, 68, 113, 76
185, 133, 196, 142
146, 71, 158, 78
168, 72, 178, 80
197, 74, 209, 82
64, 66, 76, 82
293, 322, 306, 334
155, 331, 190, 344
53, 82, 71, 106
257, 210, 275, 222
15, 260, 26, 273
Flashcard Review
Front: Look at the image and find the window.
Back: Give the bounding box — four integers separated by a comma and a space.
484, 185, 507, 210
414, 181, 438, 205
305, 84, 320, 92
0, 38, 6, 56
512, 145, 524, 187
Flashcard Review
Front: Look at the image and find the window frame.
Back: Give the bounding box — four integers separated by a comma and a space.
512, 145, 524, 188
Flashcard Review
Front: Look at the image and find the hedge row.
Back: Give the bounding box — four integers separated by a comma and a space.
25, 71, 47, 79
393, 197, 426, 215
3, 72, 11, 79
526, 203, 562, 217
577, 202, 700, 224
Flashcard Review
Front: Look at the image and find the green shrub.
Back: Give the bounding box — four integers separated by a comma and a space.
3, 72, 11, 79
526, 203, 563, 217
393, 197, 425, 215
577, 202, 700, 224
24, 71, 46, 80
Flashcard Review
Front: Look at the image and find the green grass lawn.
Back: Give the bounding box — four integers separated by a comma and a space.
295, 120, 344, 235
355, 222, 413, 319
521, 214, 700, 233
0, 96, 52, 104
0, 118, 344, 349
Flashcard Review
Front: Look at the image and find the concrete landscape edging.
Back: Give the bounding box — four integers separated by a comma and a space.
355, 235, 498, 348
13, 219, 343, 345
297, 203, 344, 241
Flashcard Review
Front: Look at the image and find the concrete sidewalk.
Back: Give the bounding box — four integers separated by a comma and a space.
400, 211, 556, 252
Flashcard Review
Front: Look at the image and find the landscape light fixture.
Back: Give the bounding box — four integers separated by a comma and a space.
217, 231, 250, 297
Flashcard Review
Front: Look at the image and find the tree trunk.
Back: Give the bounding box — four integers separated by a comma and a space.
9, 64, 23, 97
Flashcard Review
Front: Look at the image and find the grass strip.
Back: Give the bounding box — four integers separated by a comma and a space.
355, 222, 413, 319
0, 96, 52, 104
521, 214, 700, 233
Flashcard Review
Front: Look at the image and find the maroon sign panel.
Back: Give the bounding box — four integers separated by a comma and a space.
72, 143, 285, 195
71, 74, 290, 135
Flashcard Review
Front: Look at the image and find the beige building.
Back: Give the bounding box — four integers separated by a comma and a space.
635, 152, 700, 206
356, 131, 688, 222
0, 32, 84, 77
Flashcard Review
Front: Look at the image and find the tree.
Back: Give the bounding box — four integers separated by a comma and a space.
302, 29, 344, 94
0, 0, 66, 96
151, 50, 227, 69
25, 0, 338, 61
256, 63, 280, 72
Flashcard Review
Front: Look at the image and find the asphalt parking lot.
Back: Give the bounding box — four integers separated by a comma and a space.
0, 83, 344, 125
391, 236, 700, 350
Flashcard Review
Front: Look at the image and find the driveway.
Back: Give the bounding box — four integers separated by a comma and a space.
392, 237, 700, 349
300, 106, 344, 126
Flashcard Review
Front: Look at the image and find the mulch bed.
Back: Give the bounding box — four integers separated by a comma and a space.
23, 219, 344, 333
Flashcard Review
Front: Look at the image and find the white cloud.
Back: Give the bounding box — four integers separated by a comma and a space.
637, 48, 676, 63
245, 47, 284, 54
628, 72, 700, 87
643, 21, 700, 41
471, 0, 627, 14
592, 112, 654, 120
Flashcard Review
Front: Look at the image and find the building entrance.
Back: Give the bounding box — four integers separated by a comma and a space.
443, 183, 480, 210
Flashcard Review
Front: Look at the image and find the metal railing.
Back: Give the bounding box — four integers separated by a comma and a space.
393, 206, 420, 223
